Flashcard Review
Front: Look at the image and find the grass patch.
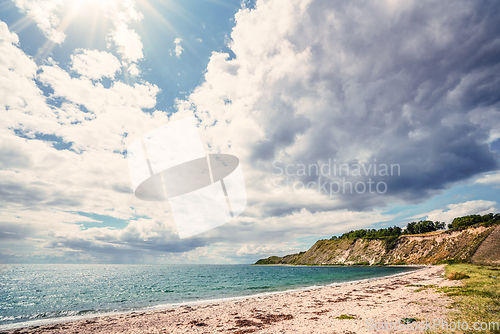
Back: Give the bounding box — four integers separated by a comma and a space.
353, 262, 370, 266
434, 259, 466, 265
412, 284, 437, 292
441, 264, 500, 333
336, 314, 356, 319
435, 286, 462, 294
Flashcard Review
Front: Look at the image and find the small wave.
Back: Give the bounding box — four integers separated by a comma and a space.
247, 286, 271, 290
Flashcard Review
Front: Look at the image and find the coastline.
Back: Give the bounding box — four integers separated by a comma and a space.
0, 265, 423, 331
1, 265, 457, 334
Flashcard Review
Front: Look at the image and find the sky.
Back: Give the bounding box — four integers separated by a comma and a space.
0, 0, 499, 264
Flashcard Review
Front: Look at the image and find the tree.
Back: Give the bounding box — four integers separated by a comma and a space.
448, 213, 500, 229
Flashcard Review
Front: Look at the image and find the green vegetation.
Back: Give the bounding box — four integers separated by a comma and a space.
254, 213, 500, 266
434, 259, 467, 265
324, 213, 499, 260
449, 213, 500, 230
333, 226, 402, 239
402, 220, 446, 235
446, 271, 469, 280
331, 220, 445, 242
383, 235, 399, 252
254, 256, 282, 265
413, 284, 437, 292
329, 213, 500, 243
440, 264, 500, 333
336, 314, 356, 319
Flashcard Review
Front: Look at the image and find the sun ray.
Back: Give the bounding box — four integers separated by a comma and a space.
9, 16, 36, 36
34, 0, 104, 63
134, 0, 213, 65
34, 1, 85, 63
34, 39, 58, 64
136, 0, 184, 37
87, 10, 101, 47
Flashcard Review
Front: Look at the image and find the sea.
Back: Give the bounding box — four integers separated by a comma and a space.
0, 264, 419, 330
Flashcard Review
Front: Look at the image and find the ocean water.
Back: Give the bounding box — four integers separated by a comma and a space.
0, 264, 418, 329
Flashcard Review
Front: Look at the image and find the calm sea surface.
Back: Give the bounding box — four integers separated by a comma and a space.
0, 264, 418, 329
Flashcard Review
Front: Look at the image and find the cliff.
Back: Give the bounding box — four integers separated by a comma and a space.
255, 225, 500, 265
470, 224, 500, 266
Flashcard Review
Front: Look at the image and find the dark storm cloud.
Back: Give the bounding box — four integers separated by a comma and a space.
0, 181, 47, 207
3, 0, 500, 263
0, 146, 32, 169
0, 179, 85, 208
246, 0, 500, 212
251, 99, 311, 162
47, 225, 212, 260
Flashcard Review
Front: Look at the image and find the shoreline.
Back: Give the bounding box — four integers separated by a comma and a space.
0, 265, 424, 331
0, 265, 456, 333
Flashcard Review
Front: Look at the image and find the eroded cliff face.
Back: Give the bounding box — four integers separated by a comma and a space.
471, 225, 500, 266
255, 225, 497, 265
384, 226, 494, 264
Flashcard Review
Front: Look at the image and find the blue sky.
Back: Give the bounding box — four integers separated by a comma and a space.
0, 0, 248, 111
1, 0, 500, 264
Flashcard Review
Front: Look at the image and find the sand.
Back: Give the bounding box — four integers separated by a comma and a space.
2, 265, 459, 334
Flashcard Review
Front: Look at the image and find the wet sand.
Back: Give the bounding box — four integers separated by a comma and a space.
2, 265, 458, 334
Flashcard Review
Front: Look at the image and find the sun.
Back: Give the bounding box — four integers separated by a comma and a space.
26, 0, 118, 63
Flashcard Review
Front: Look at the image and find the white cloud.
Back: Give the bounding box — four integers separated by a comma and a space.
173, 38, 183, 58
36, 64, 162, 153
13, 0, 65, 44
0, 21, 19, 44
476, 172, 500, 186
0, 22, 59, 134
38, 63, 158, 114
71, 49, 122, 80
204, 208, 395, 248
3, 0, 500, 263
418, 200, 498, 223
103, 0, 144, 77
236, 241, 304, 258
128, 63, 140, 76
108, 22, 143, 63
0, 20, 184, 262
182, 0, 500, 221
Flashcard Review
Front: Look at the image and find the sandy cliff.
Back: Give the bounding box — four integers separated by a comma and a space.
255, 225, 498, 265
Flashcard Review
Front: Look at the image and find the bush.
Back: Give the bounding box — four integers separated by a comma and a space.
402, 220, 446, 235
339, 226, 402, 240
354, 261, 370, 266
447, 271, 469, 280
383, 235, 399, 251
434, 259, 465, 265
335, 219, 449, 241
254, 256, 282, 265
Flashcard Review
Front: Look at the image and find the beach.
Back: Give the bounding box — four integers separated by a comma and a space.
1, 265, 458, 334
